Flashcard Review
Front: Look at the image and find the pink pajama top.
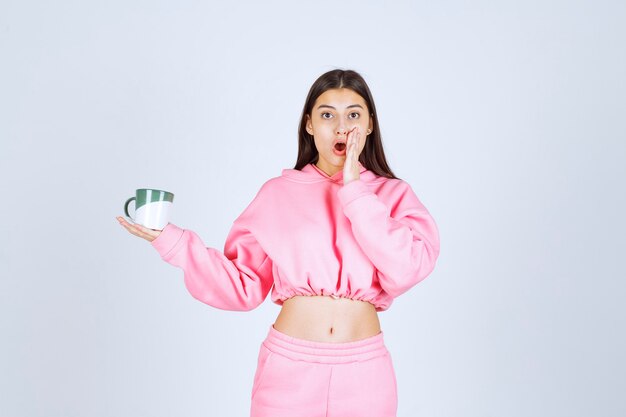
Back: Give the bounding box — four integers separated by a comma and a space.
150, 162, 440, 312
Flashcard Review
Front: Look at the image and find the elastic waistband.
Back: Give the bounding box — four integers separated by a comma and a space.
262, 324, 388, 364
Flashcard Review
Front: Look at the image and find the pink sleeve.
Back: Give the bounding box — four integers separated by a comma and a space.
150, 221, 273, 311
337, 179, 440, 298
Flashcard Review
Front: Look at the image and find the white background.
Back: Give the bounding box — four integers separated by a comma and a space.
1, 1, 624, 416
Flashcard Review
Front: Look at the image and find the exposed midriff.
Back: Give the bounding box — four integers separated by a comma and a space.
272, 295, 381, 343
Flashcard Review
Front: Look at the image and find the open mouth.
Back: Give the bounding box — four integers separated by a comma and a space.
334, 142, 346, 152
333, 141, 347, 156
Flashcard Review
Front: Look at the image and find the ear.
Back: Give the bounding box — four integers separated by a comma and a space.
368, 114, 374, 133
305, 114, 313, 135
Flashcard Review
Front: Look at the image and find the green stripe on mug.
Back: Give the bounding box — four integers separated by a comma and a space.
133, 189, 174, 209
124, 188, 175, 229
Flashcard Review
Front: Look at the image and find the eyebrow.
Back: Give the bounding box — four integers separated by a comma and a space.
316, 104, 364, 110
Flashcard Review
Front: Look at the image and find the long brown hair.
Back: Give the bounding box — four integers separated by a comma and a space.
294, 69, 398, 179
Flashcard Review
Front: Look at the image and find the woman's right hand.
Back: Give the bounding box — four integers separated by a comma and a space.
116, 216, 162, 242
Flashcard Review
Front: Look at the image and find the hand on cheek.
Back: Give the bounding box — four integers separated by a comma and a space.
343, 127, 362, 185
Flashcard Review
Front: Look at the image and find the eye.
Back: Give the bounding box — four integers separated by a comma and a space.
321, 112, 333, 119
348, 112, 360, 119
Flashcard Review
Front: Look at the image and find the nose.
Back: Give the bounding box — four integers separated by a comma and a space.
336, 123, 347, 135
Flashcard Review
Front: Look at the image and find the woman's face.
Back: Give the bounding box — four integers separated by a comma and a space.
305, 88, 373, 177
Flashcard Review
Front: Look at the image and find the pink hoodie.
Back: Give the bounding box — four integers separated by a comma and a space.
150, 162, 440, 312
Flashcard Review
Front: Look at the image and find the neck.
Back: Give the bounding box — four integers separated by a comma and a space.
314, 162, 342, 177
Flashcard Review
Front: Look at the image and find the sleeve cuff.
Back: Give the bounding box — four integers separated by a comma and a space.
150, 222, 185, 260
337, 179, 373, 207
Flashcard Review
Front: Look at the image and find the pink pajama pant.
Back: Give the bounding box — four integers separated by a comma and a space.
250, 324, 398, 417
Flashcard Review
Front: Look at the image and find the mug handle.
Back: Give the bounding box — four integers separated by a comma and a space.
124, 197, 136, 223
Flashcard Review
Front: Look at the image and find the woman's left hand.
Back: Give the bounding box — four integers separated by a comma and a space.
343, 127, 363, 185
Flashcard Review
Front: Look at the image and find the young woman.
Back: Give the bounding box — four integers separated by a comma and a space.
117, 69, 440, 417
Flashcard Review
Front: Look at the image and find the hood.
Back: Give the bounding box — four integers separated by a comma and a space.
281, 162, 380, 185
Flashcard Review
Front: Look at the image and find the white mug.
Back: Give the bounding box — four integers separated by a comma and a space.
124, 188, 174, 230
